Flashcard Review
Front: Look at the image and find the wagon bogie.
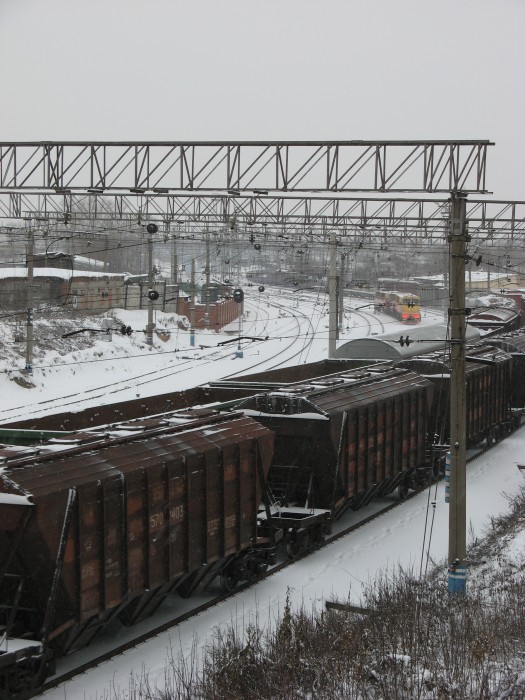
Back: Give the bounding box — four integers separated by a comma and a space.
218, 546, 273, 592
0, 641, 53, 698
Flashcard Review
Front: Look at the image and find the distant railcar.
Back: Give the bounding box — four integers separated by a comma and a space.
398, 343, 514, 447
376, 277, 442, 305
486, 329, 525, 409
467, 305, 522, 335
374, 290, 421, 323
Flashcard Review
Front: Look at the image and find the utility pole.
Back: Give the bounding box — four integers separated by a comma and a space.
24, 224, 34, 374
448, 191, 468, 595
328, 230, 337, 357
443, 247, 449, 321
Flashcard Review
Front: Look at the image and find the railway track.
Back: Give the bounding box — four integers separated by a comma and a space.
0, 292, 317, 424
36, 426, 518, 698
225, 299, 317, 377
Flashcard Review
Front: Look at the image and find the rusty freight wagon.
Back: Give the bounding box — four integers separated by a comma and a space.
487, 329, 525, 410
0, 409, 274, 696
237, 366, 433, 555
399, 343, 514, 448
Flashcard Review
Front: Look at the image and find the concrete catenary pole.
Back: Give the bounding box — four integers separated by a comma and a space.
448, 191, 468, 595
328, 230, 338, 358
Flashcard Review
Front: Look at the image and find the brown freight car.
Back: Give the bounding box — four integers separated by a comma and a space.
487, 329, 525, 410
237, 366, 433, 554
398, 343, 514, 447
0, 409, 274, 693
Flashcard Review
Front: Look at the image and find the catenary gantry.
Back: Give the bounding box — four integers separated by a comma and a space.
2, 139, 523, 243
0, 140, 491, 193
2, 193, 523, 245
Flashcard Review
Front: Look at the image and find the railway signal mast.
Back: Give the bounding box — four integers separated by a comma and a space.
145, 223, 158, 346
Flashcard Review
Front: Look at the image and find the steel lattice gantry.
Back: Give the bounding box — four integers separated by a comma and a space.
2, 192, 524, 245
0, 140, 492, 194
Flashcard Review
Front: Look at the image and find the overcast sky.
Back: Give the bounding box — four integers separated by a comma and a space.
0, 0, 524, 199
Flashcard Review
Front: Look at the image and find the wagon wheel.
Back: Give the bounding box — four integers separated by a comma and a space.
286, 529, 309, 559
286, 537, 303, 559
220, 569, 238, 592
255, 560, 269, 577
397, 479, 409, 500
310, 525, 326, 545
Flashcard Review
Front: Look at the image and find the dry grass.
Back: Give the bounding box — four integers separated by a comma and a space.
109, 488, 525, 700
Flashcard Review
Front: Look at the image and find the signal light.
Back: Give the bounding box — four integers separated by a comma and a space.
233, 288, 244, 303
121, 325, 132, 336
258, 285, 265, 292
398, 335, 411, 347
146, 223, 158, 234
148, 289, 160, 301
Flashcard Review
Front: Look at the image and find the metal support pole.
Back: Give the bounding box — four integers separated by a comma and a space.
448, 191, 468, 595
236, 309, 243, 358
146, 230, 155, 346
103, 234, 109, 272
338, 252, 346, 331
204, 232, 210, 327
169, 222, 177, 284
190, 258, 196, 347
24, 226, 34, 373
328, 231, 338, 357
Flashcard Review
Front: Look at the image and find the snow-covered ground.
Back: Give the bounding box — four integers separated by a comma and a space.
1, 288, 523, 699
0, 289, 444, 422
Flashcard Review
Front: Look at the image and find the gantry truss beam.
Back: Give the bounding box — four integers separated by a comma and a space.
0, 141, 492, 194
2, 192, 523, 244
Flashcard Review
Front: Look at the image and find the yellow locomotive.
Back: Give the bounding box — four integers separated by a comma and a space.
374, 289, 421, 323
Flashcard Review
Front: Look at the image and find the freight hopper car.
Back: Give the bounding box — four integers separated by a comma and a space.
467, 304, 522, 335
237, 366, 433, 555
485, 329, 525, 410
0, 410, 274, 697
398, 343, 515, 450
